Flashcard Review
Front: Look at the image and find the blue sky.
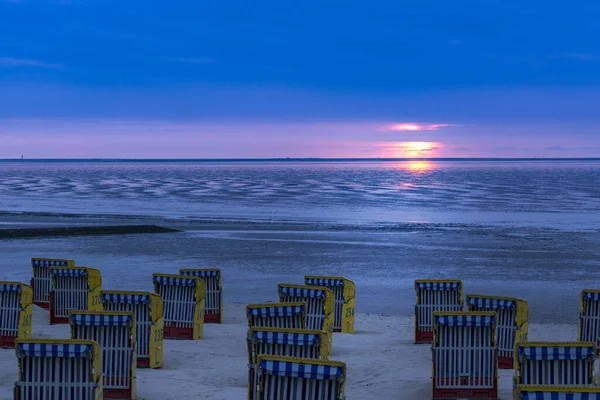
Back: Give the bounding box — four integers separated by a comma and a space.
1, 0, 600, 158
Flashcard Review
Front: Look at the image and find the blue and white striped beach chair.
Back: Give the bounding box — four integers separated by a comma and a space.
247, 328, 329, 400
579, 290, 600, 355
415, 279, 463, 344
30, 257, 75, 310
180, 268, 223, 323
69, 311, 136, 399
432, 311, 498, 399
514, 342, 600, 400
255, 355, 346, 400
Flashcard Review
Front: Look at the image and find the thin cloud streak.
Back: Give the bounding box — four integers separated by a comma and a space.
382, 123, 453, 132
0, 57, 66, 69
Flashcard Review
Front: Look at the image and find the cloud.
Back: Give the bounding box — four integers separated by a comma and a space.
168, 57, 215, 64
0, 57, 66, 69
553, 53, 600, 61
381, 123, 453, 132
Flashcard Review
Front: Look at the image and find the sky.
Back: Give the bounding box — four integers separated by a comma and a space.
1, 0, 600, 158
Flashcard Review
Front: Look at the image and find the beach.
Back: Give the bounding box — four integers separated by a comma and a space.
1, 160, 600, 399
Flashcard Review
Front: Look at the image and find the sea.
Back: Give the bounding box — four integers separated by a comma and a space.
1, 159, 600, 323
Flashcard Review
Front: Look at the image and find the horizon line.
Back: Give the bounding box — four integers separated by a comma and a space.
1, 157, 600, 162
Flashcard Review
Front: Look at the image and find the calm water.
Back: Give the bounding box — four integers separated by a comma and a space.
1, 159, 600, 229
2, 160, 600, 322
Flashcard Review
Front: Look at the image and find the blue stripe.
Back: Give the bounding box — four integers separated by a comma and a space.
467, 296, 516, 309
435, 314, 495, 327
70, 313, 133, 326
305, 278, 344, 287
16, 343, 93, 358
153, 275, 197, 286
253, 331, 320, 346
0, 284, 21, 292
415, 281, 461, 291
519, 345, 596, 360
259, 359, 344, 380
101, 293, 150, 304
279, 286, 326, 299
180, 270, 220, 277
51, 268, 87, 277
248, 305, 304, 318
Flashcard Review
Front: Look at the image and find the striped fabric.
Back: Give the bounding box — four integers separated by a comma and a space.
520, 393, 600, 400
253, 331, 320, 346
248, 305, 304, 318
519, 346, 596, 360
260, 359, 344, 380
153, 275, 196, 286
416, 281, 461, 290
181, 270, 220, 277
305, 278, 343, 287
102, 293, 150, 304
435, 314, 495, 327
0, 284, 20, 292
70, 313, 133, 327
16, 343, 93, 358
51, 269, 87, 277
31, 260, 69, 267
468, 297, 516, 309
279, 287, 325, 299
583, 291, 600, 301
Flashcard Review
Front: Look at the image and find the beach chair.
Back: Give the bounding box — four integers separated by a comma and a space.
513, 342, 600, 400
0, 282, 32, 348
247, 302, 307, 330
49, 267, 102, 324
69, 311, 136, 399
255, 355, 346, 400
467, 294, 529, 369
248, 328, 329, 400
415, 279, 463, 344
179, 268, 223, 323
278, 284, 334, 355
30, 257, 75, 310
14, 338, 103, 400
101, 290, 164, 368
304, 276, 356, 334
578, 290, 600, 355
152, 273, 205, 340
432, 311, 498, 399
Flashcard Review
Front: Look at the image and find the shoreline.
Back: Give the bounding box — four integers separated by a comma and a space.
0, 225, 179, 239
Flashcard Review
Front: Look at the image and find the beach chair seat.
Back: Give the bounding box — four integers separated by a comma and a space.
514, 342, 600, 400
180, 268, 223, 323
432, 311, 498, 399
0, 282, 32, 349
305, 276, 356, 334
14, 338, 103, 400
101, 290, 164, 368
30, 257, 74, 310
255, 355, 346, 400
246, 302, 307, 330
152, 273, 205, 340
415, 279, 463, 344
467, 294, 529, 369
278, 284, 334, 355
49, 267, 102, 324
70, 311, 136, 399
579, 290, 600, 355
248, 328, 329, 400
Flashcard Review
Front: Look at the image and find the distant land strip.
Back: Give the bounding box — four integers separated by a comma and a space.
0, 225, 179, 239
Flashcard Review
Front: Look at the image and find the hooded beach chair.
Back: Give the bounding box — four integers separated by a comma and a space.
304, 276, 356, 334
247, 328, 329, 400
101, 290, 164, 368
70, 311, 136, 399
30, 257, 75, 310
467, 294, 528, 369
578, 290, 600, 355
255, 355, 346, 400
247, 302, 307, 330
432, 311, 498, 399
514, 342, 600, 400
278, 284, 334, 355
14, 338, 103, 400
49, 267, 102, 324
415, 279, 463, 344
152, 273, 205, 340
0, 282, 32, 349
179, 268, 223, 323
